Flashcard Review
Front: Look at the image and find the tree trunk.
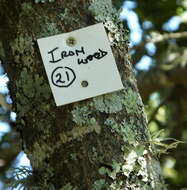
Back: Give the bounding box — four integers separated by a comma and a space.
0, 0, 166, 189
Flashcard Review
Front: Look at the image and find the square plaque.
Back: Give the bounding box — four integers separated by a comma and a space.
37, 23, 124, 106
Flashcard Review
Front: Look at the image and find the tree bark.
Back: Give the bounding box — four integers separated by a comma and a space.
0, 0, 166, 189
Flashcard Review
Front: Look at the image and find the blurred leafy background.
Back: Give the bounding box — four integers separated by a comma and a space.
1, 0, 187, 189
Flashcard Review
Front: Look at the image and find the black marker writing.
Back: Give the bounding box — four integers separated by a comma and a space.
66, 71, 70, 81
51, 66, 76, 88
75, 46, 85, 56
78, 49, 108, 65
48, 46, 107, 66
56, 73, 65, 84
61, 50, 74, 59
48, 46, 109, 88
48, 47, 61, 63
61, 46, 85, 59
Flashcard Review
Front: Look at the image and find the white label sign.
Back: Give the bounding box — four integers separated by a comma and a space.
37, 23, 124, 106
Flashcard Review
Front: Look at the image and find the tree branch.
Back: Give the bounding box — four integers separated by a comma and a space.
148, 31, 187, 43
148, 96, 169, 125
137, 67, 187, 101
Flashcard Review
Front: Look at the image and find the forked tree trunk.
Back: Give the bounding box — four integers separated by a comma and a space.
0, 0, 166, 189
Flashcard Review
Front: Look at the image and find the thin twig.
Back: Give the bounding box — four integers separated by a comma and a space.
148, 31, 187, 43
148, 96, 169, 125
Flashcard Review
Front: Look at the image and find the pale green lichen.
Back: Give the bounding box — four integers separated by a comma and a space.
120, 119, 141, 145
30, 142, 54, 168
104, 117, 119, 133
27, 142, 55, 188
122, 150, 149, 179
92, 147, 98, 161
98, 167, 110, 176
60, 183, 78, 190
100, 143, 165, 189
109, 181, 124, 190
97, 150, 162, 190
11, 34, 35, 66
89, 147, 104, 164
71, 106, 96, 125
16, 68, 51, 117
92, 179, 108, 190
59, 124, 101, 144
21, 2, 33, 11
123, 88, 142, 114
34, 0, 55, 3
42, 22, 60, 36
99, 160, 121, 180
105, 117, 143, 145
104, 117, 117, 127
92, 88, 143, 115
93, 93, 123, 113
89, 0, 128, 47
103, 114, 165, 189
59, 8, 80, 25
70, 153, 77, 161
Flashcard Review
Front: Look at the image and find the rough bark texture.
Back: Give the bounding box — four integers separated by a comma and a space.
0, 0, 166, 189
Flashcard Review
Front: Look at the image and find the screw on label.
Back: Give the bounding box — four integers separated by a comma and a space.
81, 80, 89, 87
66, 37, 77, 47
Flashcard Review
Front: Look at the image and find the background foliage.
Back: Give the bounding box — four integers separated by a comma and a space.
0, 0, 187, 189
121, 0, 187, 189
